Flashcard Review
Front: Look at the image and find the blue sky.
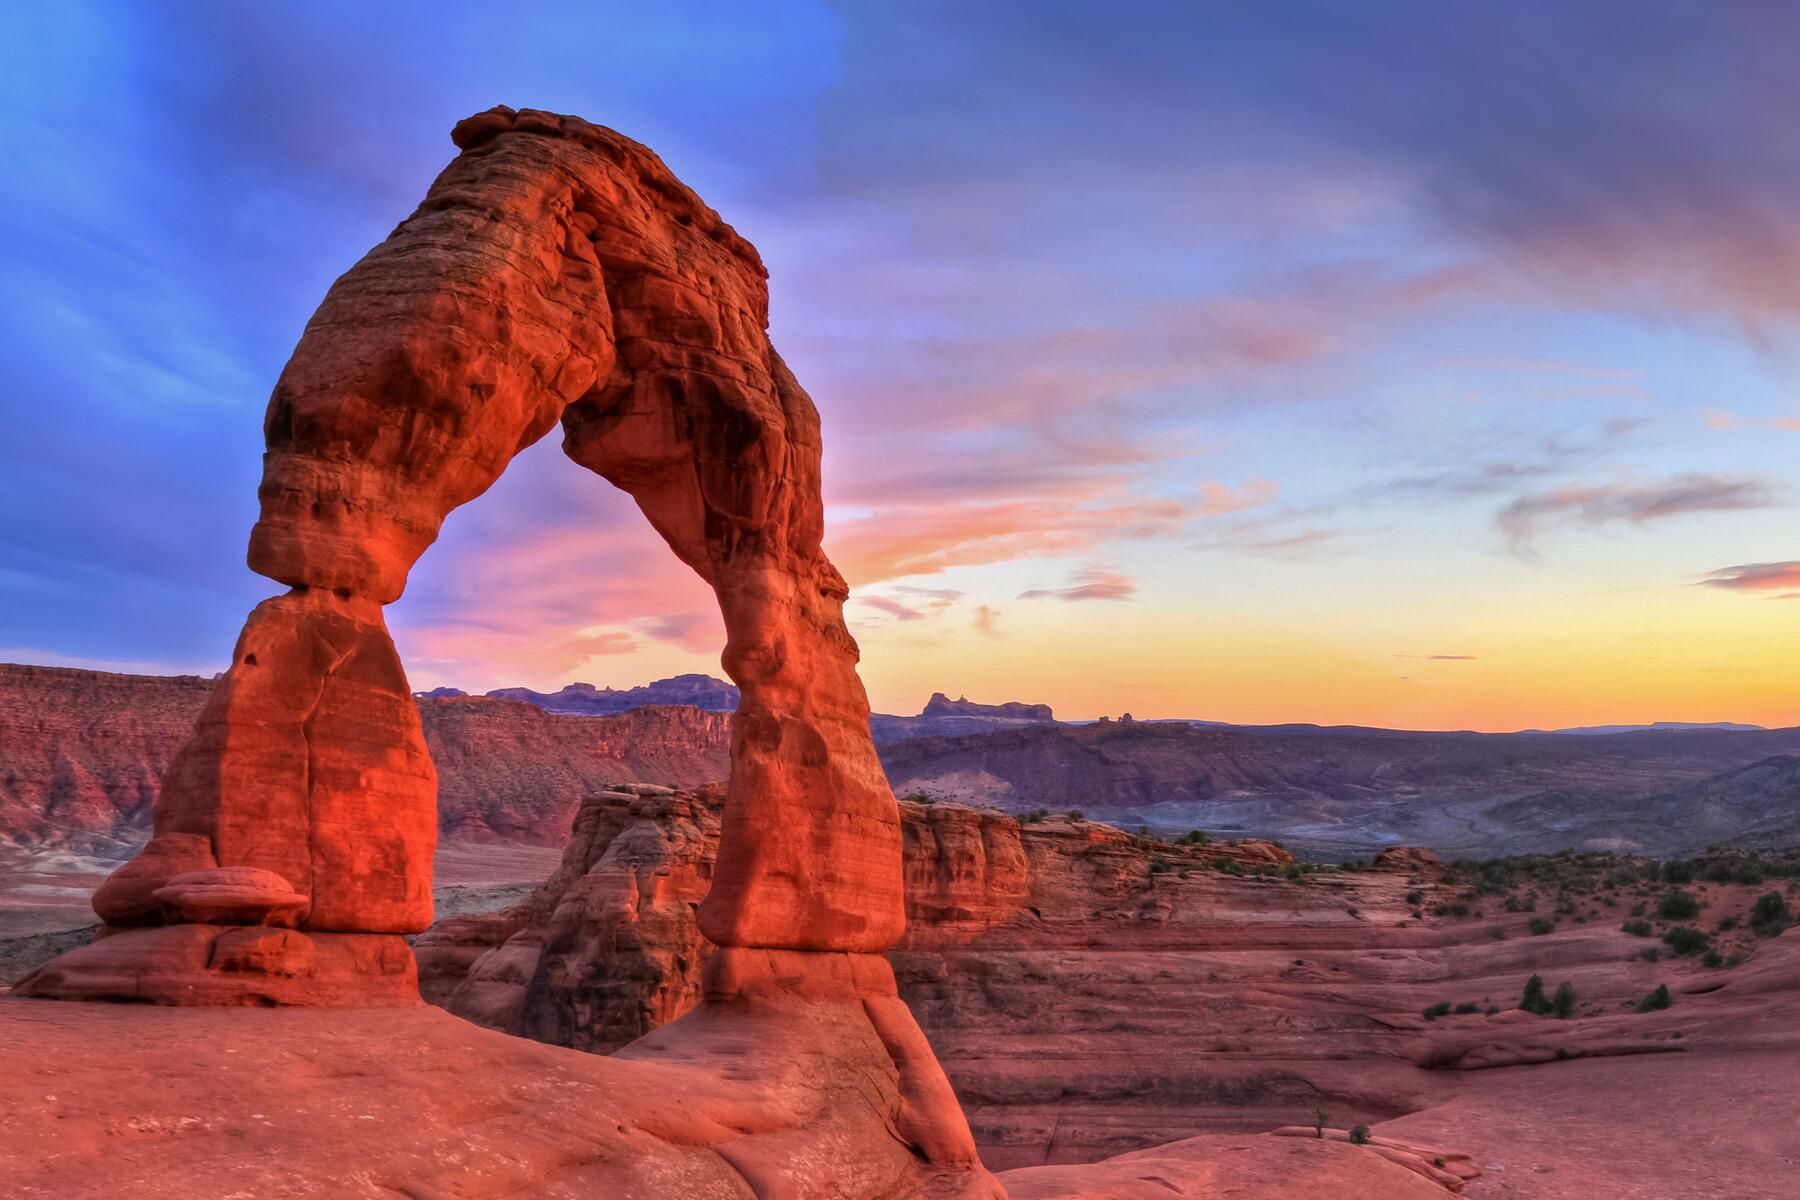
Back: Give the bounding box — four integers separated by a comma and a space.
4, 3, 1799, 729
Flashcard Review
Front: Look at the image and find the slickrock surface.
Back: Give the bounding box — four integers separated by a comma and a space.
0, 662, 728, 850
0, 998, 1000, 1200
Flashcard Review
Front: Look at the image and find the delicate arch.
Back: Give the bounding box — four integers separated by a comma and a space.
30, 108, 905, 1005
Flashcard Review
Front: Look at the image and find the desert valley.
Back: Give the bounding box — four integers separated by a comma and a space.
6, 659, 1799, 1196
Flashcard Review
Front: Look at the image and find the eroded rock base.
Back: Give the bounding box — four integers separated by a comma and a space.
13, 925, 418, 1006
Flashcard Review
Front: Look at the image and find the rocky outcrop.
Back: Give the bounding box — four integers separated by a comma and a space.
0, 662, 728, 849
870, 692, 1060, 743
417, 789, 1295, 1061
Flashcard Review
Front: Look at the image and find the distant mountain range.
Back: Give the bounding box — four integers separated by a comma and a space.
7, 661, 1795, 860
877, 718, 1800, 859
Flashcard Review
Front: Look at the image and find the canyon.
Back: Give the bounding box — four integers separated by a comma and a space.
407, 785, 1800, 1193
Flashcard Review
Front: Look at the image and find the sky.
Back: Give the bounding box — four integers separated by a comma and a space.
3, 2, 1799, 732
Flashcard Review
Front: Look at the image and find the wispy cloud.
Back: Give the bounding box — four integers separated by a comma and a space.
1698, 561, 1800, 594
858, 595, 926, 621
1497, 474, 1781, 555
1020, 567, 1137, 602
1396, 653, 1478, 661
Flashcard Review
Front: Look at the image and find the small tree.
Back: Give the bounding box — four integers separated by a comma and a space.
1552, 981, 1577, 1019
1349, 1124, 1371, 1145
1635, 983, 1672, 1012
1519, 974, 1553, 1015
1662, 925, 1711, 957
1751, 891, 1791, 936
1658, 889, 1700, 921
1313, 1105, 1328, 1139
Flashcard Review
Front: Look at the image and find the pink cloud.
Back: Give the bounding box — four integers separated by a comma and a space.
1496, 473, 1780, 554
1699, 561, 1800, 593
1020, 567, 1137, 602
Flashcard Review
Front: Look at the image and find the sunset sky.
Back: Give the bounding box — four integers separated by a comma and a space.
4, 3, 1799, 731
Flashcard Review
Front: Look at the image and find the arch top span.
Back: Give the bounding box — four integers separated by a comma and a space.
22, 108, 906, 1007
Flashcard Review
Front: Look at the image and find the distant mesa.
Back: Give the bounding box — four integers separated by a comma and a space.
871, 691, 1060, 743
479, 674, 741, 716
920, 692, 1055, 722
1529, 720, 1767, 736
415, 686, 468, 699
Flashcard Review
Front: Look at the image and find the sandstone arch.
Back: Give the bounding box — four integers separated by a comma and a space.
22, 106, 906, 996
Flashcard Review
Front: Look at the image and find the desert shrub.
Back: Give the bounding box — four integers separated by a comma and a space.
1702, 950, 1724, 968
1751, 891, 1791, 936
1528, 916, 1556, 936
1635, 983, 1671, 1012
1066, 810, 1084, 822
1490, 927, 1507, 940
1022, 808, 1050, 824
1284, 864, 1305, 881
1715, 915, 1738, 932
1658, 890, 1701, 921
1552, 981, 1576, 1019
1639, 946, 1661, 962
1661, 926, 1711, 957
1346, 906, 1360, 917
1422, 1001, 1452, 1020
1177, 829, 1210, 845
1662, 860, 1695, 884
1621, 919, 1653, 937
1349, 1125, 1371, 1145
1505, 894, 1537, 913
901, 792, 931, 804
1405, 889, 1424, 906
1519, 974, 1553, 1015
1216, 859, 1245, 876
1454, 1002, 1479, 1014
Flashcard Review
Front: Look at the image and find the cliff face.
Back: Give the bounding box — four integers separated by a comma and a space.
0, 665, 213, 850
0, 663, 729, 848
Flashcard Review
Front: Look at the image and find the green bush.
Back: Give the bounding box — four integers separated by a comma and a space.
1552, 981, 1576, 1019
1348, 1125, 1371, 1146
1519, 974, 1553, 1015
1751, 891, 1791, 936
1454, 1002, 1479, 1014
1528, 916, 1556, 936
1657, 889, 1701, 921
1621, 918, 1653, 937
1635, 983, 1671, 1012
1177, 829, 1210, 845
1661, 925, 1711, 957
1422, 1001, 1452, 1020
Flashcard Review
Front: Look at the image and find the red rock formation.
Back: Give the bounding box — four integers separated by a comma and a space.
28, 106, 903, 979
19, 106, 990, 1192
